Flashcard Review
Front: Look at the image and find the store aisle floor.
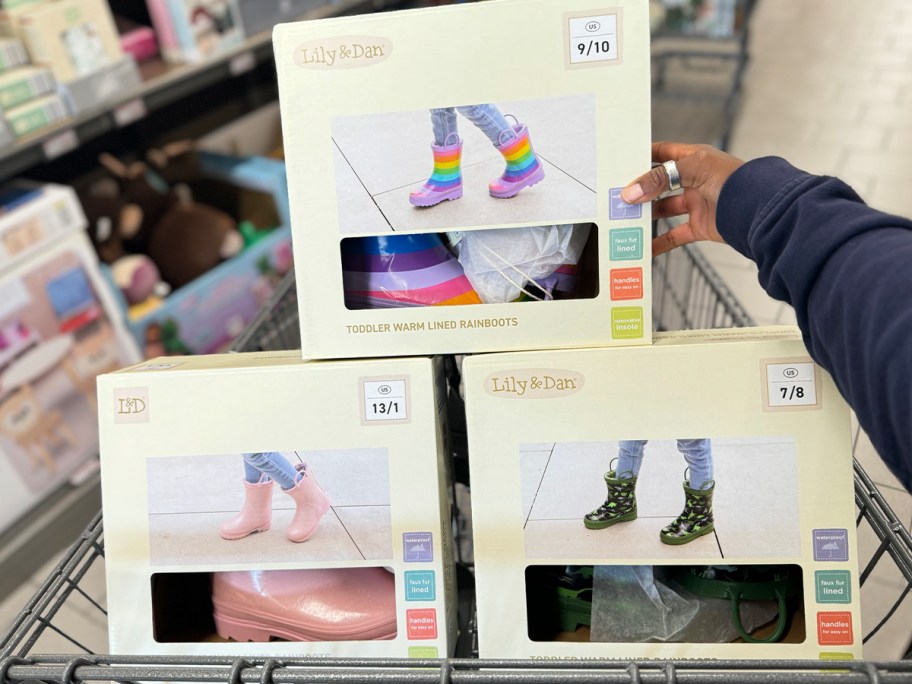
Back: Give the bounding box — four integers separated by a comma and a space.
694, 0, 912, 660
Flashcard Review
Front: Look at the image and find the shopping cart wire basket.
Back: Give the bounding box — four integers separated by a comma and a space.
2, 267, 911, 683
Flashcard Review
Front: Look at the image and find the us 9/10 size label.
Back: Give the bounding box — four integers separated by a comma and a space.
361, 377, 409, 424
567, 13, 619, 65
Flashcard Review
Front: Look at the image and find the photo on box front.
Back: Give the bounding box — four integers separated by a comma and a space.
521, 437, 800, 560
331, 94, 597, 235
146, 448, 392, 566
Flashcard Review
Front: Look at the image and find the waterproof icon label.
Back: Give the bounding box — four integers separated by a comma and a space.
813, 528, 849, 562
609, 187, 642, 220
403, 531, 433, 562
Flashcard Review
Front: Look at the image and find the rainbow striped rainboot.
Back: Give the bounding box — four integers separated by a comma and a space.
342, 233, 482, 308
489, 116, 545, 199
409, 133, 463, 207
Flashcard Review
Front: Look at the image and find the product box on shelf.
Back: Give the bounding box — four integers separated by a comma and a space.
463, 327, 863, 661
0, 36, 28, 72
147, 0, 245, 64
0, 64, 55, 110
17, 0, 125, 83
236, 0, 327, 39
3, 91, 68, 138
273, 0, 652, 359
98, 352, 457, 657
0, 182, 141, 535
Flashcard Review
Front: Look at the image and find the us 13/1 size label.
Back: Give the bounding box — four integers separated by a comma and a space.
567, 13, 619, 65
764, 360, 819, 410
361, 377, 409, 423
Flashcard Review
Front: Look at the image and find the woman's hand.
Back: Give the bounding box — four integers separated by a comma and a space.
622, 142, 744, 256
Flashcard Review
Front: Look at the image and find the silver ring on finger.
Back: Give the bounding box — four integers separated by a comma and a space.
663, 159, 682, 192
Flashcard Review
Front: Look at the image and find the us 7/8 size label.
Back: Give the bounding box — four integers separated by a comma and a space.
763, 359, 820, 410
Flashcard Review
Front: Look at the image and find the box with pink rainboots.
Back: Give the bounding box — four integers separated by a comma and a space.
273, 0, 653, 359
463, 327, 863, 661
97, 352, 456, 657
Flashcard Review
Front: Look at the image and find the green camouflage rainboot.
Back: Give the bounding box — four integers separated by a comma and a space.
660, 479, 715, 545
583, 469, 637, 530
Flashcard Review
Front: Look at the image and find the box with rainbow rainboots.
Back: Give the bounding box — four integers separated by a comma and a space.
273, 0, 653, 359
98, 352, 456, 657
463, 327, 863, 661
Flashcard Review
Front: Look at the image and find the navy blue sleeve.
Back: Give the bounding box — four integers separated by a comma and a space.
716, 156, 912, 491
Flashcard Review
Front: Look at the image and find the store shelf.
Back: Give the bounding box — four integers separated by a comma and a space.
0, 0, 399, 182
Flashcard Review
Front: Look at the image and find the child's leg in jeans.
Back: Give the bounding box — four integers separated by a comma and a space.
675, 439, 713, 489
455, 104, 514, 145
430, 108, 459, 145
616, 439, 647, 478
242, 452, 300, 490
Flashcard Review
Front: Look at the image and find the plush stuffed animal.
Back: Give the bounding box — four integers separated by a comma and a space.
96, 145, 243, 290
80, 178, 142, 264
147, 201, 243, 289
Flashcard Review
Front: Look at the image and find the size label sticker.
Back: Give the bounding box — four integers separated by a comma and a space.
763, 359, 820, 410
361, 377, 409, 424
566, 12, 620, 67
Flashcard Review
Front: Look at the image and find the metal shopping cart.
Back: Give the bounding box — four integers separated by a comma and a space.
2, 266, 911, 683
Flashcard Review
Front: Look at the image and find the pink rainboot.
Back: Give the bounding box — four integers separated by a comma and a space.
283, 463, 331, 542
219, 480, 273, 540
211, 567, 397, 642
409, 133, 463, 207
489, 116, 545, 199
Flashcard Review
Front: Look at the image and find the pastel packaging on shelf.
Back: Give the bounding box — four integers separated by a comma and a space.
98, 353, 456, 657
463, 327, 862, 661
3, 91, 69, 138
148, 0, 245, 64
17, 0, 124, 83
273, 0, 652, 359
0, 37, 28, 72
0, 182, 141, 535
0, 64, 56, 111
236, 0, 327, 38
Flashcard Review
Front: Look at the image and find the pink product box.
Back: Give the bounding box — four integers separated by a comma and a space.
119, 24, 158, 62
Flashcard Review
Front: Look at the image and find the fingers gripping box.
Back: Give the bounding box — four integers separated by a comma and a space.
98, 352, 456, 657
273, 0, 653, 359
463, 328, 863, 661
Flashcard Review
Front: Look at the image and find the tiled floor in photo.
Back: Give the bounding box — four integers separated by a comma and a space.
521, 438, 799, 561
331, 96, 598, 234
145, 450, 393, 565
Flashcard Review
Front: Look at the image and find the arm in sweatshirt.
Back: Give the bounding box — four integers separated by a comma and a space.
716, 157, 912, 491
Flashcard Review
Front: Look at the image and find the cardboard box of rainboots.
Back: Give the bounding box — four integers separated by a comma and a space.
463, 327, 863, 661
98, 352, 457, 658
273, 0, 653, 359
